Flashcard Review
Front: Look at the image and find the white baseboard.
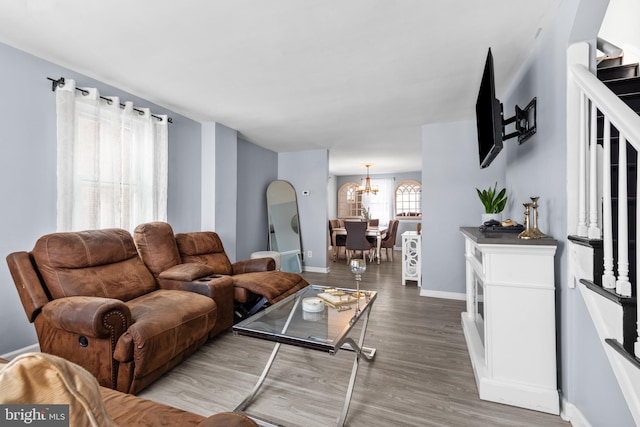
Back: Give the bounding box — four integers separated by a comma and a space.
1, 343, 40, 361
561, 399, 592, 427
419, 289, 466, 300
303, 266, 330, 273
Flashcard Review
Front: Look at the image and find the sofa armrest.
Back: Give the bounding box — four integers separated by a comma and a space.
158, 274, 233, 299
6, 251, 51, 323
42, 296, 131, 338
158, 263, 217, 281
232, 257, 275, 274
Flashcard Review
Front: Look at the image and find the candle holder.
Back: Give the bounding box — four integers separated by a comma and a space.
530, 196, 546, 238
518, 202, 538, 239
349, 258, 366, 314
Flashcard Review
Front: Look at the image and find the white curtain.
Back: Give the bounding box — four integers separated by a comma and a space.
362, 178, 394, 227
56, 79, 168, 232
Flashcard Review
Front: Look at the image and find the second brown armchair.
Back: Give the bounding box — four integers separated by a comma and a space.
134, 222, 309, 321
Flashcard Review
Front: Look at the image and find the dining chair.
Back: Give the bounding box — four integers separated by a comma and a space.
380, 219, 400, 261
344, 221, 375, 264
329, 219, 346, 261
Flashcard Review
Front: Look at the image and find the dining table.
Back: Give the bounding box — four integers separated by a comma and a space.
331, 225, 387, 264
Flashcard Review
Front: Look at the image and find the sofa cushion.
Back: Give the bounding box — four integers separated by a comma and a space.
0, 352, 117, 427
32, 229, 156, 301
175, 232, 233, 275
121, 290, 216, 377
134, 221, 183, 278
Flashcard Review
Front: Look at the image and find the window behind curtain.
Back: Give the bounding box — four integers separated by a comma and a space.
362, 178, 394, 226
56, 79, 168, 231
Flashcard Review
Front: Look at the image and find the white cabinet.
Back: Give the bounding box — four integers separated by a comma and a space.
460, 227, 559, 415
401, 231, 421, 287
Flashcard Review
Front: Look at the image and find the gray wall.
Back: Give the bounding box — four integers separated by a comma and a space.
0, 42, 201, 355
167, 118, 204, 233
279, 150, 329, 271
237, 139, 278, 260
421, 120, 505, 295
502, 0, 633, 425
203, 127, 278, 263
212, 123, 239, 261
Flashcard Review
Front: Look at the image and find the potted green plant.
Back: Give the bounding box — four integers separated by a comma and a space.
476, 182, 507, 223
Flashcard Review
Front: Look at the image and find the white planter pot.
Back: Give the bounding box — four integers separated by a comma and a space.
481, 213, 502, 224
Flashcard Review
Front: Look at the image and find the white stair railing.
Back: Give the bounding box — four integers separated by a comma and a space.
568, 43, 640, 356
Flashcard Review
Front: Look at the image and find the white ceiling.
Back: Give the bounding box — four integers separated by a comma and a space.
0, 0, 562, 175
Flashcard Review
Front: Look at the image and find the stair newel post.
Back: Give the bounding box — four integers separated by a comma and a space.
602, 117, 617, 289
589, 102, 602, 238
577, 92, 589, 237
617, 133, 632, 297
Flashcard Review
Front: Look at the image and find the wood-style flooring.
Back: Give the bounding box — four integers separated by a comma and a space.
138, 251, 570, 427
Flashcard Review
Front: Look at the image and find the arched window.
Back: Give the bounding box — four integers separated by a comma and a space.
395, 180, 422, 218
338, 182, 362, 219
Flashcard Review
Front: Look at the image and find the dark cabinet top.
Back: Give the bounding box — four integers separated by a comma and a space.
460, 226, 557, 247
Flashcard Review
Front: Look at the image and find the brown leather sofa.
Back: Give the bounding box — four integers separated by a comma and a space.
6, 228, 233, 394
0, 353, 257, 427
134, 222, 310, 320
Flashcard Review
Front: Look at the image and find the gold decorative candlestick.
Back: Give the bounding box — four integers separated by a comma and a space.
518, 203, 537, 239
530, 196, 546, 238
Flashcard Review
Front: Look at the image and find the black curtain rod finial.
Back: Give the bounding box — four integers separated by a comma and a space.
48, 76, 66, 92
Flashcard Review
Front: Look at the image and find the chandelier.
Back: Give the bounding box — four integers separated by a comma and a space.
357, 163, 379, 195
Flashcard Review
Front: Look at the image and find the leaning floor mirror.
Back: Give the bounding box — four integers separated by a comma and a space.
266, 180, 303, 273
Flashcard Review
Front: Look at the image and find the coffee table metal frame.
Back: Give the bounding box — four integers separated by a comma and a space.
232, 284, 377, 426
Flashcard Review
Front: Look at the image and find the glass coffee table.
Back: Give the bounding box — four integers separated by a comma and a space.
232, 284, 377, 426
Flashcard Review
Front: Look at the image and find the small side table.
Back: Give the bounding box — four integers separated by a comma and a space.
401, 231, 421, 287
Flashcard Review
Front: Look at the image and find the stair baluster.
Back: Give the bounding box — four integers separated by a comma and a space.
589, 101, 602, 238
603, 116, 617, 289
617, 133, 632, 297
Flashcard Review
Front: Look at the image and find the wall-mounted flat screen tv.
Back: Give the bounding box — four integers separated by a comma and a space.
475, 48, 504, 169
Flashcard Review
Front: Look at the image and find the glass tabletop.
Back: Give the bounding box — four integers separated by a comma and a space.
233, 285, 377, 354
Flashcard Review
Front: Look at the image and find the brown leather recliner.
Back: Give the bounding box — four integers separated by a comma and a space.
133, 222, 309, 320
133, 221, 235, 337
175, 230, 310, 318
6, 228, 221, 394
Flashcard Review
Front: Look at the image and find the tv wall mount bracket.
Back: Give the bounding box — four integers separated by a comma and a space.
502, 97, 537, 144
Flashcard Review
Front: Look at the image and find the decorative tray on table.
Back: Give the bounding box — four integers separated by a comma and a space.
479, 219, 525, 233
479, 224, 525, 233
316, 288, 362, 310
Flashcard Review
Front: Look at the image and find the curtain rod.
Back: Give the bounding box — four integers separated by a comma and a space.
47, 77, 173, 124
